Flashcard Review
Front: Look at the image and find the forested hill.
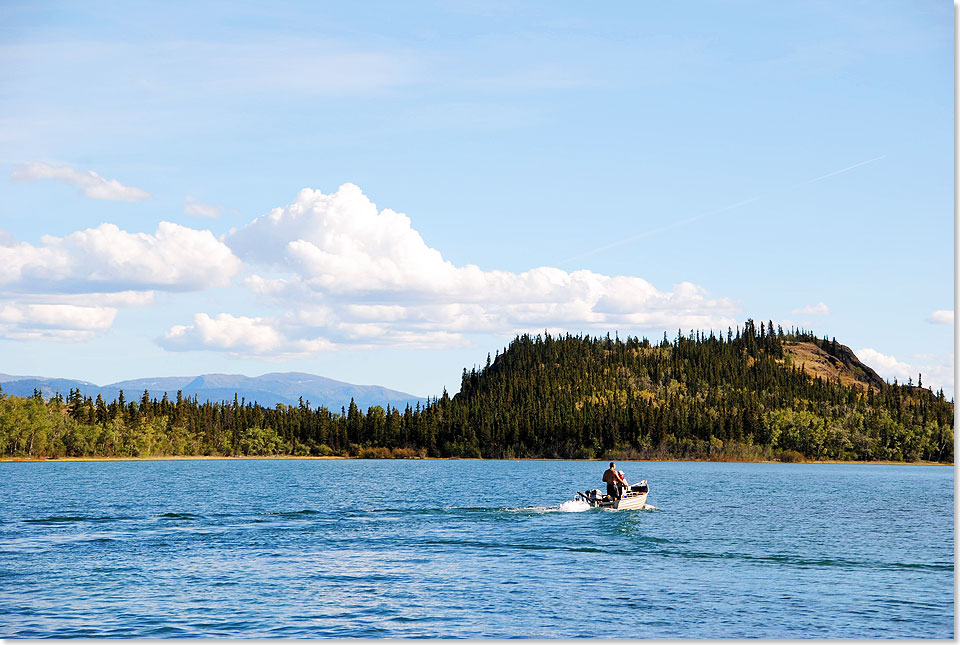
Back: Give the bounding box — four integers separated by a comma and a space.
444, 321, 952, 462
0, 320, 953, 463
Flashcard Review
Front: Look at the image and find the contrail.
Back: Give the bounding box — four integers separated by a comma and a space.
791, 154, 888, 187
561, 197, 760, 264
561, 155, 887, 265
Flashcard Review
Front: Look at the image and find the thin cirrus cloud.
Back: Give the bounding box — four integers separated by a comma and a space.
184, 196, 224, 219
160, 183, 741, 356
4, 40, 421, 105
792, 302, 830, 315
11, 161, 151, 202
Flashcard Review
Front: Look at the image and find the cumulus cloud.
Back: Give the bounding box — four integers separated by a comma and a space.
184, 196, 223, 218
0, 222, 240, 341
792, 302, 830, 315
856, 347, 954, 396
0, 222, 242, 292
11, 162, 151, 202
168, 183, 740, 354
0, 302, 117, 341
159, 312, 336, 357
856, 348, 913, 378
158, 309, 473, 357
927, 310, 954, 325
0, 290, 155, 341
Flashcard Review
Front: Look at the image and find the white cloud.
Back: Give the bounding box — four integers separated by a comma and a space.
184, 196, 223, 219
196, 183, 740, 352
0, 222, 242, 292
0, 291, 155, 341
84, 291, 156, 307
792, 302, 830, 315
11, 161, 151, 202
158, 309, 472, 357
0, 222, 240, 342
856, 348, 913, 379
0, 239, 71, 285
7, 290, 156, 307
159, 312, 336, 357
855, 347, 954, 396
0, 302, 117, 341
927, 310, 954, 325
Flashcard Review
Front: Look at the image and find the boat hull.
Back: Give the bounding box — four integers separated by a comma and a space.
610, 492, 647, 510
576, 484, 649, 510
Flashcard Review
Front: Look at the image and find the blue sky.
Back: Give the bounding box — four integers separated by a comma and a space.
0, 1, 954, 398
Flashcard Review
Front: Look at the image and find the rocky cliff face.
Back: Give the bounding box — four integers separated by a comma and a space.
782, 341, 886, 390
829, 343, 887, 389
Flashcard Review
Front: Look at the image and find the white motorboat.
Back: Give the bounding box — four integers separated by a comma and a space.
575, 480, 649, 510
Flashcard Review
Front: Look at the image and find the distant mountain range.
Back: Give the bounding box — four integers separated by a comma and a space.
0, 371, 426, 411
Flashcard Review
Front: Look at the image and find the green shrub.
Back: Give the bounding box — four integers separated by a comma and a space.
778, 449, 805, 463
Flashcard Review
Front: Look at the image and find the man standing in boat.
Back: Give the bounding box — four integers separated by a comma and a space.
603, 462, 627, 499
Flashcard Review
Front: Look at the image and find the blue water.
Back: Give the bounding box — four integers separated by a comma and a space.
0, 459, 953, 638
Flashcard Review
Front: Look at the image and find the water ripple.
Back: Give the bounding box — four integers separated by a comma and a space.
0, 459, 953, 638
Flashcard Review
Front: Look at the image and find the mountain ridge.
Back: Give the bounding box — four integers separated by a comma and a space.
0, 371, 425, 411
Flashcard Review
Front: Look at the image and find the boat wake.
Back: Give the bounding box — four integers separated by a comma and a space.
558, 500, 591, 512
503, 501, 591, 513
504, 500, 656, 514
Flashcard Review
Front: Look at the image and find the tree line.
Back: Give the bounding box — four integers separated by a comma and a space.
0, 320, 953, 463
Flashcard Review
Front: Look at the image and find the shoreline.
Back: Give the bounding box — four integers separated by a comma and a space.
0, 455, 951, 466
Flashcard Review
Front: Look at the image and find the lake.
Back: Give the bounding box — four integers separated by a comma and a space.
0, 458, 953, 638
